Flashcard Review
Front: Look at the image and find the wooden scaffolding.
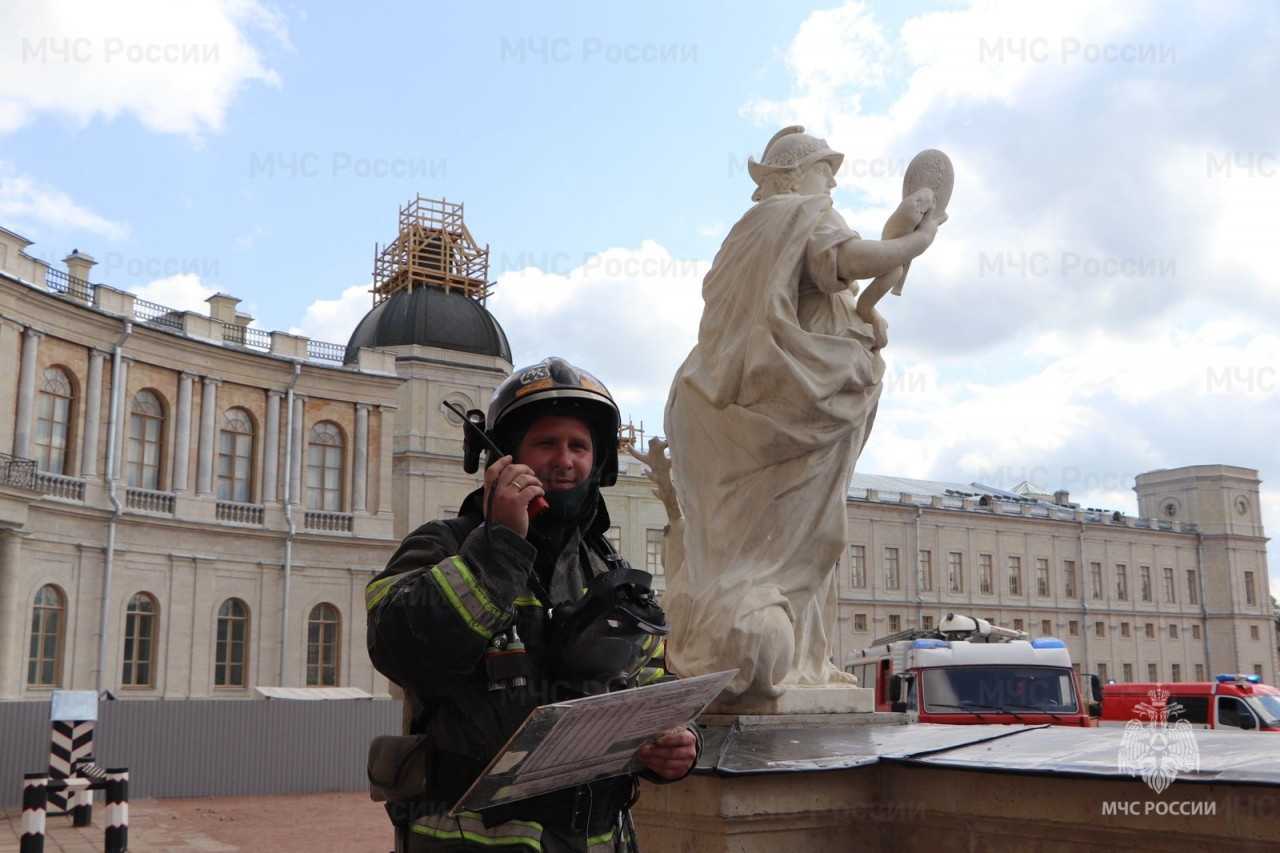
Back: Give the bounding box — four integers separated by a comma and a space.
372, 196, 491, 305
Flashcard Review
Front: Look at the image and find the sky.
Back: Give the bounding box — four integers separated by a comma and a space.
2, 0, 1277, 598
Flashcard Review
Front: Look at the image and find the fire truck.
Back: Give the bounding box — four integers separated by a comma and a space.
844, 613, 1098, 726
1100, 674, 1280, 732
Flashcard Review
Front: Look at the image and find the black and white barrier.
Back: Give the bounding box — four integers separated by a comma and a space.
20, 773, 46, 853
104, 768, 128, 853
18, 769, 128, 853
47, 690, 99, 824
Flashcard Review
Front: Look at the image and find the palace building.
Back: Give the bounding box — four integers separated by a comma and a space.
0, 200, 1272, 702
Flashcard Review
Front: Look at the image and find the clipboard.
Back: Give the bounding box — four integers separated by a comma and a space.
450, 669, 737, 815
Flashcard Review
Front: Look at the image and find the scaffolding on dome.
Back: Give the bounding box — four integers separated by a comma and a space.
372, 196, 491, 305
618, 420, 648, 454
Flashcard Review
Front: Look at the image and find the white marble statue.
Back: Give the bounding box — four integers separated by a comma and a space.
660, 126, 951, 704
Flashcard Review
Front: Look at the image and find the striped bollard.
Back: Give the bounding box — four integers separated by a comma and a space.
48, 718, 94, 815
104, 768, 129, 853
20, 773, 47, 853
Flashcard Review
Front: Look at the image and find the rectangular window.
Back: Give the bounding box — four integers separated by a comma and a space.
1120, 622, 1131, 638
217, 430, 253, 503
605, 526, 622, 552
1139, 566, 1152, 603
978, 554, 993, 594
853, 613, 867, 632
1097, 662, 1108, 682
1169, 624, 1179, 639
922, 615, 934, 630
645, 529, 664, 575
1163, 567, 1176, 603
1040, 619, 1051, 636
1148, 663, 1158, 680
1191, 624, 1200, 640
1123, 663, 1133, 682
1250, 625, 1260, 641
888, 614, 901, 633
1095, 621, 1106, 638
1090, 562, 1103, 600
215, 601, 249, 688
1068, 620, 1079, 636
1063, 560, 1077, 599
883, 547, 900, 590
1244, 572, 1257, 606
1171, 663, 1182, 682
850, 545, 866, 588
1036, 558, 1050, 597
918, 550, 933, 592
1115, 564, 1128, 601
1008, 556, 1022, 596
1194, 664, 1205, 681
1145, 622, 1155, 639
948, 552, 964, 593
1254, 664, 1264, 678
1013, 618, 1024, 632
122, 596, 156, 688
1186, 570, 1198, 605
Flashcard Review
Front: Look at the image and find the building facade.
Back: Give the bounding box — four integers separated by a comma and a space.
835, 470, 1277, 686
0, 226, 407, 700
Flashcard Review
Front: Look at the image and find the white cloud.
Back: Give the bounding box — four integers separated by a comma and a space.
291, 283, 371, 345
0, 161, 130, 240
489, 241, 708, 436
128, 273, 219, 314
0, 0, 288, 136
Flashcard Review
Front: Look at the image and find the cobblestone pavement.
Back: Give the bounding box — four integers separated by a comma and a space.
0, 791, 392, 852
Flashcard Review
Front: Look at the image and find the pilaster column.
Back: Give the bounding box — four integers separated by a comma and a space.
264, 391, 283, 503
110, 357, 132, 480
288, 395, 305, 506
377, 404, 396, 517
353, 403, 370, 512
0, 530, 27, 698
196, 377, 221, 496
80, 350, 106, 477
12, 327, 44, 459
173, 372, 195, 492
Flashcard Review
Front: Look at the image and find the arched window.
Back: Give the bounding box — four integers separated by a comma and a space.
127, 390, 165, 490
306, 603, 340, 686
217, 408, 255, 502
215, 599, 250, 688
122, 593, 158, 687
28, 585, 65, 687
34, 367, 75, 474
306, 421, 344, 511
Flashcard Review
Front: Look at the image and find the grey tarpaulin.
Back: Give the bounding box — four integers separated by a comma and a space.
697, 721, 1280, 786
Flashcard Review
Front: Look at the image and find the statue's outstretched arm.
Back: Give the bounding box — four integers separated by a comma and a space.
837, 204, 946, 285
631, 437, 681, 522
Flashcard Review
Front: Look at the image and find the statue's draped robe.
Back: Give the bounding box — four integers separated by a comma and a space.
664, 193, 885, 700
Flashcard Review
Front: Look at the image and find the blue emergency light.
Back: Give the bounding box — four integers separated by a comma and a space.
1031, 638, 1066, 649
911, 639, 947, 649
1215, 673, 1262, 683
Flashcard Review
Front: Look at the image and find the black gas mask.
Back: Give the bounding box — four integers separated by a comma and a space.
545, 566, 670, 700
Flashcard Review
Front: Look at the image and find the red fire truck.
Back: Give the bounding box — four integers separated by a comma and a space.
1100, 675, 1280, 732
845, 613, 1097, 727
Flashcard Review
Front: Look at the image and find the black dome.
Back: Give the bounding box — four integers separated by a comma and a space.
344, 286, 511, 364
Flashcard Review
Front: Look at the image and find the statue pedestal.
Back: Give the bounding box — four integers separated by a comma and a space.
631, 718, 1279, 852
707, 685, 874, 716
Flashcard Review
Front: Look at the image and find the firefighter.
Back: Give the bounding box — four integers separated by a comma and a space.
366, 357, 699, 852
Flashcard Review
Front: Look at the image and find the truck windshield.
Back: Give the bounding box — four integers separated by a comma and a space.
922, 666, 1080, 715
1246, 694, 1280, 727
